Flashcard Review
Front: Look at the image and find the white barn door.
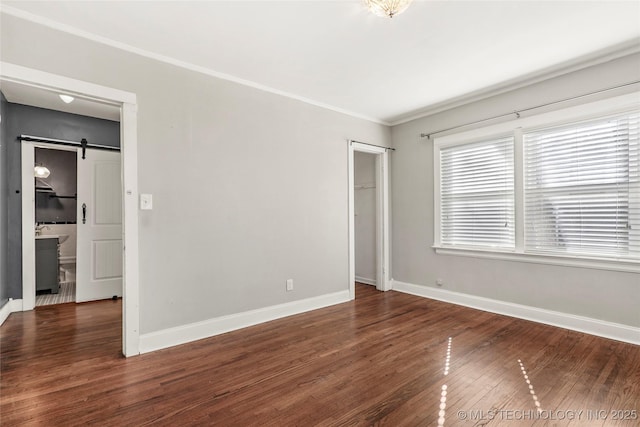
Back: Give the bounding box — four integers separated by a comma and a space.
76, 149, 123, 302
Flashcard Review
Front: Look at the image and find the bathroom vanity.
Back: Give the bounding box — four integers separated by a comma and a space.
35, 236, 60, 294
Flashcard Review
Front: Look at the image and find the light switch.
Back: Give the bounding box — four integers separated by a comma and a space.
140, 194, 153, 210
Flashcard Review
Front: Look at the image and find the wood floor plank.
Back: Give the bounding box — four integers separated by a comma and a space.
1, 284, 639, 426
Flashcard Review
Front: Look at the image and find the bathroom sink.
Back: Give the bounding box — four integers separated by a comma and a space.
35, 234, 69, 244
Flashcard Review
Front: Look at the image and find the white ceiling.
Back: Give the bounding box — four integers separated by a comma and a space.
1, 80, 121, 121
2, 1, 639, 125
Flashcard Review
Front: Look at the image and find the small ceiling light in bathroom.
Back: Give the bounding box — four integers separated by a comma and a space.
59, 94, 74, 104
34, 164, 51, 178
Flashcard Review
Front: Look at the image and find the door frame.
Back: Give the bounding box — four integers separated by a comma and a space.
348, 140, 390, 299
2, 62, 141, 357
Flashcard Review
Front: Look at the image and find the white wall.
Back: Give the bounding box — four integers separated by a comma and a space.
391, 53, 640, 328
354, 152, 376, 284
0, 13, 390, 334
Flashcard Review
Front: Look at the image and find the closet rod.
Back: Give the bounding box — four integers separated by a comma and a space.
420, 80, 640, 139
19, 134, 120, 152
349, 139, 395, 151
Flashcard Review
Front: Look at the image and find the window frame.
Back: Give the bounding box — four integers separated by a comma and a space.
433, 91, 640, 273
436, 133, 517, 250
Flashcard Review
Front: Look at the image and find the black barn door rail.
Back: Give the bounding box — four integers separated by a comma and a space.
18, 134, 120, 160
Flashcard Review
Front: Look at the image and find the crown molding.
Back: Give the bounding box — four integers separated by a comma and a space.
3, 4, 637, 129
0, 5, 390, 126
389, 39, 640, 126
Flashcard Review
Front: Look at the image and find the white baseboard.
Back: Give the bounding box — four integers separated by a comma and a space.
391, 280, 640, 345
355, 275, 376, 286
0, 299, 24, 326
139, 290, 351, 354
0, 301, 10, 325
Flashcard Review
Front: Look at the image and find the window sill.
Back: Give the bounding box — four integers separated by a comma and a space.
432, 246, 640, 273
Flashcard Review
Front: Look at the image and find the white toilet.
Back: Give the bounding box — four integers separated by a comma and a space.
59, 256, 76, 283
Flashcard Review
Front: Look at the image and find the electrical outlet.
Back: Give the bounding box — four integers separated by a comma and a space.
436, 278, 444, 287
286, 279, 294, 291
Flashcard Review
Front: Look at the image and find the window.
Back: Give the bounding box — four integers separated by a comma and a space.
524, 112, 639, 259
434, 92, 640, 270
440, 136, 515, 249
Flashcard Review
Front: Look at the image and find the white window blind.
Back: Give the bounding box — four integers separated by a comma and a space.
440, 136, 515, 249
524, 111, 640, 259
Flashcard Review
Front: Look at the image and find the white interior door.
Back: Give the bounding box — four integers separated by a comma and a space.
76, 149, 123, 302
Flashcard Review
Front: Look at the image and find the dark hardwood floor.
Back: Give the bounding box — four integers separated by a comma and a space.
1, 284, 639, 426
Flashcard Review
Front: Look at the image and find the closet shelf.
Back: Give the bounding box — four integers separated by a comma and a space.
48, 194, 77, 200
354, 183, 376, 190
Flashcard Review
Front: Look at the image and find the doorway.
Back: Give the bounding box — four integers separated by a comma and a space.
348, 141, 390, 300
354, 152, 377, 287
28, 143, 123, 307
2, 61, 140, 356
33, 145, 79, 306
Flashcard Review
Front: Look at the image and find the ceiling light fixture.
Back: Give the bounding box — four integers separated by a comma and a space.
34, 164, 51, 178
59, 94, 74, 104
364, 0, 413, 18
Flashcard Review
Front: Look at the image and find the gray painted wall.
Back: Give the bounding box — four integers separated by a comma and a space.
4, 102, 119, 299
35, 147, 77, 224
391, 53, 640, 328
0, 92, 8, 308
354, 152, 376, 283
1, 14, 391, 333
